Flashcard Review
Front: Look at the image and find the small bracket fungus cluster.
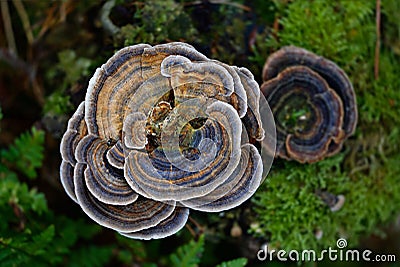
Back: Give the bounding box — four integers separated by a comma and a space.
60, 42, 275, 240
261, 46, 357, 163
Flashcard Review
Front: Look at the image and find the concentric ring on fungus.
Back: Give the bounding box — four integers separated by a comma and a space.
60, 42, 276, 239
260, 46, 357, 163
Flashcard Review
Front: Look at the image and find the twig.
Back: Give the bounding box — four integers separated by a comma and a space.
185, 223, 197, 237
59, 0, 75, 23
188, 216, 204, 234
272, 15, 280, 40
0, 48, 30, 72
1, 1, 18, 55
31, 72, 45, 106
209, 0, 251, 11
59, 0, 67, 22
35, 0, 74, 40
37, 4, 56, 39
183, 216, 205, 239
0, 48, 44, 106
374, 0, 381, 80
12, 0, 34, 45
183, 0, 251, 12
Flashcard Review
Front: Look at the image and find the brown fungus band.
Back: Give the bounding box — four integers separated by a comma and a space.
60, 42, 275, 240
261, 46, 357, 163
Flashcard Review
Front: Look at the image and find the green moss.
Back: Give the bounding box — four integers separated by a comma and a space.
269, 0, 375, 68
252, 155, 348, 251
359, 50, 400, 124
118, 0, 197, 45
382, 0, 400, 55
253, 149, 400, 250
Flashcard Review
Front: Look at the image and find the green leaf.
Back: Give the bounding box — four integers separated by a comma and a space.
216, 258, 248, 267
29, 189, 48, 214
32, 225, 55, 251
169, 235, 205, 267
0, 170, 48, 217
67, 246, 113, 267
1, 127, 45, 179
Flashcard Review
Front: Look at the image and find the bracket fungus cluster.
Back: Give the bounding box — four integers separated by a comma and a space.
260, 46, 357, 163
60, 42, 275, 240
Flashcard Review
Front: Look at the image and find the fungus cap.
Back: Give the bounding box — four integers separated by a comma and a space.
60, 42, 275, 239
261, 46, 357, 163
